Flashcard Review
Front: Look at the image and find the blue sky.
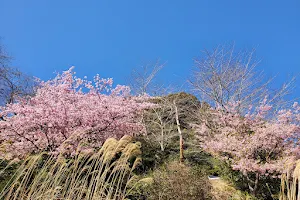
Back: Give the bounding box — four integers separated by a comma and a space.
1, 1, 300, 98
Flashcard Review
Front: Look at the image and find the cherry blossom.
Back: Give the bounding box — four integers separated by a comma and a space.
0, 67, 151, 159
197, 99, 300, 176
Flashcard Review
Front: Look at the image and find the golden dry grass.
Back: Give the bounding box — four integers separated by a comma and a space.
280, 160, 300, 200
210, 178, 252, 200
0, 135, 141, 200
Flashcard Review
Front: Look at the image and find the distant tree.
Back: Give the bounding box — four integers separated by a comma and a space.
144, 92, 200, 163
0, 67, 151, 159
190, 45, 295, 113
0, 43, 36, 105
143, 97, 174, 152
128, 61, 165, 95
0, 44, 10, 67
129, 61, 198, 160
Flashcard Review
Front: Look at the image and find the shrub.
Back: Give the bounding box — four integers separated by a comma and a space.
131, 161, 213, 200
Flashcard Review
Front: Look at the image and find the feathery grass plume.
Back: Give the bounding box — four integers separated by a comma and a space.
0, 135, 142, 200
280, 160, 300, 200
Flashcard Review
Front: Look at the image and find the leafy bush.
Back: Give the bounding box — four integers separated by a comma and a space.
134, 136, 172, 173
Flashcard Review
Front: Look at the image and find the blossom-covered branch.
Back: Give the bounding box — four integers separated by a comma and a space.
0, 67, 152, 159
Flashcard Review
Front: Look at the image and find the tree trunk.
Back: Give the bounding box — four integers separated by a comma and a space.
253, 173, 259, 196
246, 172, 259, 196
174, 101, 184, 163
179, 133, 184, 163
160, 127, 164, 151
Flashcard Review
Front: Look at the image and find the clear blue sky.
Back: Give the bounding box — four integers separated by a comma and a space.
1, 1, 300, 98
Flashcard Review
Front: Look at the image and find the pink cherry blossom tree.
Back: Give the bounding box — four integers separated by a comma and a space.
0, 67, 151, 159
196, 99, 300, 195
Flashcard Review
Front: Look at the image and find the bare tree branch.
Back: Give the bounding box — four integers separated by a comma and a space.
128, 61, 165, 95
0, 42, 36, 105
189, 45, 296, 113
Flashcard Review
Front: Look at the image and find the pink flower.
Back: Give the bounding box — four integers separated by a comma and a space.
0, 67, 152, 159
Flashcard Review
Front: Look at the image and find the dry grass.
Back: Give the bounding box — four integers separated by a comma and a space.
210, 179, 253, 200
280, 160, 300, 200
0, 135, 141, 200
140, 161, 213, 200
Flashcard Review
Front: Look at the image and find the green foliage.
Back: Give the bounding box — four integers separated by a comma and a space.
134, 127, 196, 174
184, 149, 214, 172
134, 136, 171, 173
0, 160, 19, 191
207, 158, 280, 200
255, 175, 280, 199
148, 92, 203, 128
165, 92, 202, 128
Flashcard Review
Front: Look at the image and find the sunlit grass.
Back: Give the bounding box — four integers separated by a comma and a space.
0, 135, 141, 200
280, 160, 300, 200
